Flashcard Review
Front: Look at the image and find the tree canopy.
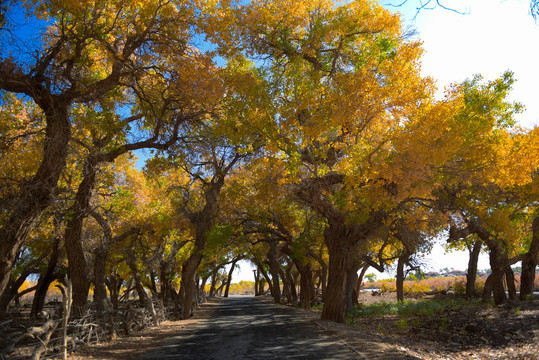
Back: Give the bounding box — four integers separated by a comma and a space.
0, 0, 537, 326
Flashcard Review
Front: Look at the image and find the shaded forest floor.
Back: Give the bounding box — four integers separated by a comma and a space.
68, 293, 539, 360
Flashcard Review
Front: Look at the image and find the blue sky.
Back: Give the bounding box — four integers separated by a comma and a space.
387, 0, 539, 129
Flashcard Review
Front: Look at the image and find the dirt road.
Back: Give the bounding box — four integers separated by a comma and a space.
140, 296, 358, 359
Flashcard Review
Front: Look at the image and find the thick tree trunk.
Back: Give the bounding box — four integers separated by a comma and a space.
0, 104, 70, 297
504, 265, 517, 301
64, 161, 101, 316
298, 264, 313, 310
223, 259, 238, 298
31, 238, 61, 317
93, 247, 110, 312
482, 274, 493, 301
488, 248, 507, 305
466, 240, 482, 299
396, 255, 406, 302
258, 278, 266, 295
321, 224, 354, 323
520, 216, 539, 300
266, 244, 281, 304
181, 253, 202, 319
471, 221, 507, 305
345, 263, 359, 312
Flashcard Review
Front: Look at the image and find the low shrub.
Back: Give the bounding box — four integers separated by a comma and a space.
351, 298, 471, 318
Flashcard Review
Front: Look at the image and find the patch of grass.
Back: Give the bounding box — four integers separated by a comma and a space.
396, 318, 409, 330
350, 298, 473, 318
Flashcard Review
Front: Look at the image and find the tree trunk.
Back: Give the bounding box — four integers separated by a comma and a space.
200, 275, 210, 297
277, 264, 293, 303
254, 269, 260, 296
253, 259, 272, 297
31, 238, 61, 317
93, 247, 110, 312
126, 258, 149, 307
482, 274, 493, 302
299, 264, 313, 310
105, 274, 122, 310
466, 240, 482, 299
356, 264, 369, 296
181, 252, 202, 319
321, 224, 354, 323
258, 278, 266, 296
223, 259, 238, 298
266, 244, 281, 304
520, 215, 539, 300
64, 161, 101, 317
345, 262, 359, 312
209, 268, 220, 297
0, 262, 38, 319
310, 249, 327, 300
504, 265, 517, 301
0, 103, 70, 298
488, 248, 507, 305
286, 263, 298, 302
396, 255, 406, 302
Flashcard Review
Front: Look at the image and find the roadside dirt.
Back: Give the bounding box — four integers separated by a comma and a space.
69, 299, 221, 360
349, 292, 539, 360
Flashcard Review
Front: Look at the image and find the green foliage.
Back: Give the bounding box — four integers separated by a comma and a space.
365, 273, 377, 283
351, 298, 471, 318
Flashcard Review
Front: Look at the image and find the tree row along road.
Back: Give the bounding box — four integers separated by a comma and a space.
139, 297, 413, 360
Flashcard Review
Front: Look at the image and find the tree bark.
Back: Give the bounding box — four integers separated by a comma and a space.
105, 274, 122, 310
277, 264, 293, 303
466, 240, 482, 299
258, 278, 266, 295
298, 264, 313, 310
486, 248, 507, 305
396, 254, 406, 302
345, 262, 360, 312
355, 264, 369, 296
181, 252, 202, 319
266, 243, 281, 304
93, 246, 110, 312
520, 215, 539, 300
209, 268, 220, 297
321, 223, 354, 323
31, 238, 61, 317
0, 264, 37, 319
64, 160, 100, 316
504, 265, 517, 301
254, 269, 260, 296
223, 259, 239, 298
126, 257, 149, 307
285, 262, 298, 302
0, 100, 70, 297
